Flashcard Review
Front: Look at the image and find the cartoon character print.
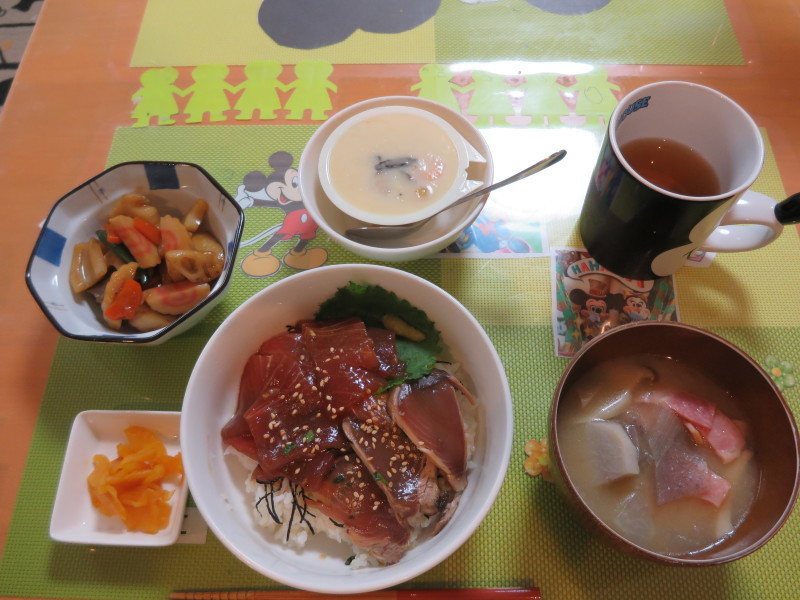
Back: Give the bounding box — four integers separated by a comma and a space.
236, 151, 328, 277
621, 292, 651, 322
568, 285, 623, 341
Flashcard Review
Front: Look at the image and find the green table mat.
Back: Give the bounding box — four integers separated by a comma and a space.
132, 0, 743, 67
2, 122, 799, 600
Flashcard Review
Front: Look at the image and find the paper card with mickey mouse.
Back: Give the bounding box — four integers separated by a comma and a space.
551, 248, 680, 357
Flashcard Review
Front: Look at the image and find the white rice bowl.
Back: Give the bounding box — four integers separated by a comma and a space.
181, 264, 513, 594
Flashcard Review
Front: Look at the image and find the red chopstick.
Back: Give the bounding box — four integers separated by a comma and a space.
169, 588, 541, 600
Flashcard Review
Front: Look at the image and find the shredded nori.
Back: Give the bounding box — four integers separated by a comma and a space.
254, 477, 284, 525
285, 481, 316, 542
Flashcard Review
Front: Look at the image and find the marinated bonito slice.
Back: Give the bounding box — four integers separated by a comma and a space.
343, 395, 439, 523
389, 369, 472, 492
303, 453, 411, 564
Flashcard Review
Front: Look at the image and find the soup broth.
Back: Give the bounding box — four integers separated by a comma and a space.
557, 354, 758, 556
328, 111, 461, 218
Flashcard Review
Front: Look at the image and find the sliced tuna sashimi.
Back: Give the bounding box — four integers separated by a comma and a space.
389, 369, 470, 492
258, 331, 305, 357
221, 353, 277, 461
343, 395, 439, 522
242, 354, 346, 480
223, 333, 313, 460
367, 327, 407, 379
302, 319, 386, 412
303, 453, 411, 564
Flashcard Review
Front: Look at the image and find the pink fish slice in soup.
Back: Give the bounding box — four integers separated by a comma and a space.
343, 394, 439, 523
655, 446, 731, 507
705, 409, 746, 464
645, 391, 745, 464
661, 392, 717, 430
636, 403, 731, 508
389, 369, 474, 492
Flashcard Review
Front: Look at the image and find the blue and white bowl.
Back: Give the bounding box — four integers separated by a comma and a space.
26, 161, 244, 344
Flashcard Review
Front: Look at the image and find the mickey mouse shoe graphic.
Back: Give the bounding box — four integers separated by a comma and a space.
235, 151, 328, 277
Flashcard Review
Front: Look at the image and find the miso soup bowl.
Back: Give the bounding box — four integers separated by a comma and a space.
548, 321, 800, 565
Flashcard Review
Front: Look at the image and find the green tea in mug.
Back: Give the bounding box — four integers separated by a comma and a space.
620, 137, 722, 198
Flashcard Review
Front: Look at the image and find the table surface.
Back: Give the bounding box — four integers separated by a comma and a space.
2, 1, 800, 599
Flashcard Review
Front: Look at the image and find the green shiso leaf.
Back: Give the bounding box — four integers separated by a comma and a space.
315, 282, 443, 384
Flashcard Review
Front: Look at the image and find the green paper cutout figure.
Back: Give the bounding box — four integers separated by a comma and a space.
410, 64, 463, 112
574, 67, 621, 127
183, 63, 237, 124
283, 60, 337, 121
233, 61, 287, 121
131, 67, 182, 127
519, 73, 569, 127
462, 71, 514, 127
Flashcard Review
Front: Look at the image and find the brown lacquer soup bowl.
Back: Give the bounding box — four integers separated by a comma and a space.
549, 321, 799, 565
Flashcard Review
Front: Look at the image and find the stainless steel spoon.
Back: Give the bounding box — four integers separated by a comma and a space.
345, 148, 567, 241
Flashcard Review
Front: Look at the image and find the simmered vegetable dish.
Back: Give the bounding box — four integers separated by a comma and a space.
69, 192, 224, 331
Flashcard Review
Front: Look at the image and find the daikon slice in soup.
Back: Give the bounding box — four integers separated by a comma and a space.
557, 354, 758, 556
327, 110, 461, 218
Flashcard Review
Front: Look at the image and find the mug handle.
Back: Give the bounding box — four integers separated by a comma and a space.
700, 190, 800, 252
